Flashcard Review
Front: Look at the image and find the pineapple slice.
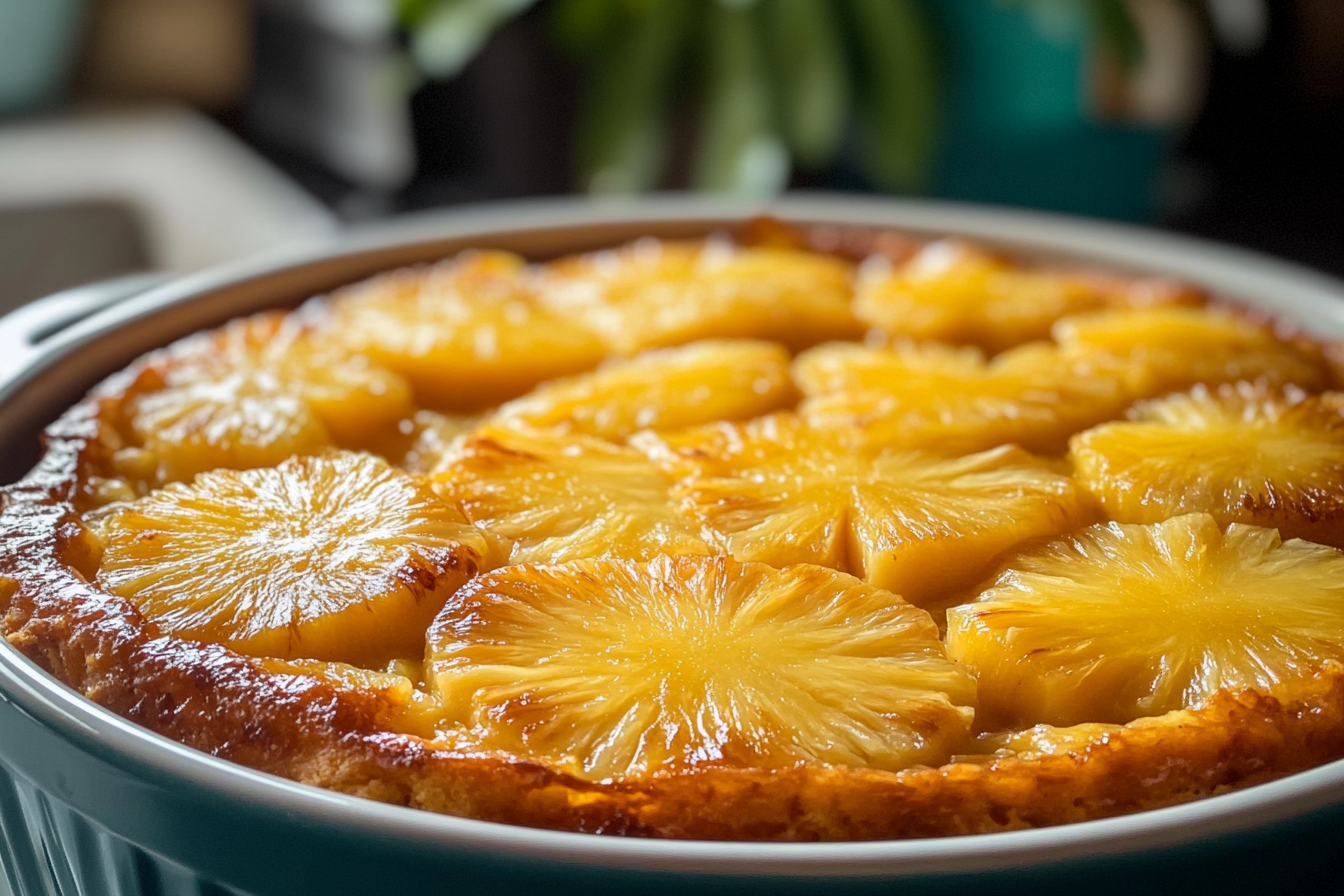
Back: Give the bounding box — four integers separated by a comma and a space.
323, 251, 608, 411
1071, 384, 1344, 547
795, 341, 1129, 455
122, 368, 331, 488
945, 513, 1344, 728
491, 339, 794, 440
1054, 306, 1330, 399
427, 555, 977, 779
94, 451, 493, 667
854, 240, 1201, 353
537, 238, 863, 355
433, 424, 712, 564
636, 415, 1094, 607
254, 310, 417, 446
118, 312, 415, 486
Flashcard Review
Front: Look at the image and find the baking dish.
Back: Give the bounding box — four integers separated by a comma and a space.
2, 195, 1344, 895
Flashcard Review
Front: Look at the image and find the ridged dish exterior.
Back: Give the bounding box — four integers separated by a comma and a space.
0, 705, 245, 896
0, 771, 244, 896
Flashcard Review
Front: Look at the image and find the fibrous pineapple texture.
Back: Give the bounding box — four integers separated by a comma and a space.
537, 238, 863, 354
1054, 306, 1330, 399
94, 452, 493, 667
637, 415, 1093, 607
492, 339, 795, 440
427, 555, 977, 780
946, 514, 1344, 728
795, 341, 1129, 455
1070, 383, 1344, 547
854, 240, 1201, 353
434, 424, 712, 564
322, 250, 608, 411
118, 312, 413, 487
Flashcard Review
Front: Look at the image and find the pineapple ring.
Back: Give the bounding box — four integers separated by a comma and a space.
226, 311, 417, 447
491, 339, 795, 441
124, 369, 332, 488
637, 415, 1095, 608
94, 451, 494, 667
1070, 383, 1344, 547
1053, 306, 1331, 399
427, 555, 977, 780
536, 238, 864, 354
116, 312, 415, 487
433, 424, 712, 565
946, 513, 1344, 729
322, 250, 609, 411
794, 341, 1130, 455
853, 239, 1202, 354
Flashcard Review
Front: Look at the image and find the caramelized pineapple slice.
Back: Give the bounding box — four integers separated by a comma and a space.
637, 415, 1093, 607
1054, 306, 1330, 399
492, 339, 795, 440
255, 310, 418, 445
324, 251, 608, 411
434, 424, 711, 564
795, 341, 1129, 455
1071, 384, 1344, 547
945, 514, 1344, 728
854, 240, 1201, 353
119, 312, 415, 485
428, 555, 977, 779
94, 452, 492, 667
123, 369, 332, 487
538, 238, 862, 355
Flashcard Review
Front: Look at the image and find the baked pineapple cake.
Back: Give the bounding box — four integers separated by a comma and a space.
3, 218, 1344, 842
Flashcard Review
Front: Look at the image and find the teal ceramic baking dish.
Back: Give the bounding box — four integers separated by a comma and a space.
2, 196, 1344, 896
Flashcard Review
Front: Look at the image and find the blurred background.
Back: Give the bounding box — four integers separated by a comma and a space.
1, 0, 1340, 314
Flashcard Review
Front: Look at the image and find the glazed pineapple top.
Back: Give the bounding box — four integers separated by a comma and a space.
70, 224, 1344, 787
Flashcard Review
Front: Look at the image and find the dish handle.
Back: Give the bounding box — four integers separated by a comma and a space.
0, 273, 167, 385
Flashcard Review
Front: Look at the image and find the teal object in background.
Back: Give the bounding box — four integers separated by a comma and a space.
0, 0, 88, 116
927, 0, 1170, 221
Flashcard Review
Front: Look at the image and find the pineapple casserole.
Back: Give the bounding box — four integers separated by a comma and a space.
3, 221, 1344, 841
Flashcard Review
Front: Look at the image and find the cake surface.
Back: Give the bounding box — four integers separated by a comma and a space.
3, 219, 1344, 841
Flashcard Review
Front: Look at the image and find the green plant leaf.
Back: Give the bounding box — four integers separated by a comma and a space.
575, 0, 695, 193
761, 0, 851, 170
843, 0, 941, 193
692, 0, 789, 195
